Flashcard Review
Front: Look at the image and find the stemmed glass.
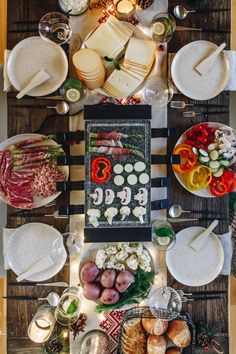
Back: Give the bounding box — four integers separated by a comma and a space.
141, 76, 174, 107
39, 12, 72, 45
38, 11, 81, 54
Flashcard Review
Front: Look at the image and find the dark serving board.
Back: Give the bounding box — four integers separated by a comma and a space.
84, 106, 152, 242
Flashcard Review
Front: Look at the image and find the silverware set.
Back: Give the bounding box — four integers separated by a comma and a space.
170, 101, 228, 119
177, 290, 226, 302
174, 5, 230, 20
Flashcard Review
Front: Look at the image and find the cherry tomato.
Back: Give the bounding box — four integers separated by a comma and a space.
185, 139, 195, 146
186, 131, 194, 139
201, 128, 208, 138
197, 136, 207, 144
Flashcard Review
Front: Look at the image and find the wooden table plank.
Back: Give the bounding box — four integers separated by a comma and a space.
167, 0, 230, 339
6, 1, 70, 353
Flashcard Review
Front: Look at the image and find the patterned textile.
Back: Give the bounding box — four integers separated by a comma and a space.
99, 310, 125, 354
230, 192, 236, 276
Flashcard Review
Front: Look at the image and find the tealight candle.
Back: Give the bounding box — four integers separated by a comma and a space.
114, 0, 137, 21
28, 305, 55, 343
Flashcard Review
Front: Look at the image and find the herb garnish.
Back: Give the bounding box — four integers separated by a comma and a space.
104, 56, 121, 70
95, 267, 155, 313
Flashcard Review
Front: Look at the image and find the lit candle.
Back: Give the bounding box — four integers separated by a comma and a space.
28, 305, 55, 343
114, 0, 136, 21
117, 0, 134, 13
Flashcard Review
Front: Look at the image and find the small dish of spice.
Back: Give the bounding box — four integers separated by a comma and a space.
59, 0, 90, 15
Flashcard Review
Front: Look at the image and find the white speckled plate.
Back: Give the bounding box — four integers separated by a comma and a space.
173, 122, 230, 198
171, 40, 229, 100
7, 36, 68, 96
7, 223, 67, 282
166, 226, 224, 287
0, 133, 69, 208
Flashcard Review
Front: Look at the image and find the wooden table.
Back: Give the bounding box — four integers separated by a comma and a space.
6, 0, 230, 352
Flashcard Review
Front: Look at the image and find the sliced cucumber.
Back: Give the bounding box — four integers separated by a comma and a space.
213, 168, 224, 178
208, 143, 217, 151
210, 167, 218, 173
134, 161, 146, 172
124, 163, 133, 173
209, 160, 220, 169
199, 149, 208, 157
209, 150, 219, 161
113, 164, 123, 174
199, 156, 210, 164
114, 175, 124, 186
192, 147, 198, 155
127, 174, 138, 186
139, 173, 150, 185
220, 160, 229, 167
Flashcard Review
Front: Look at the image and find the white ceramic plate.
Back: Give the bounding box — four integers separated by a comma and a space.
171, 40, 229, 100
7, 223, 67, 282
0, 133, 69, 208
82, 23, 156, 99
166, 226, 224, 287
173, 122, 231, 198
7, 36, 68, 96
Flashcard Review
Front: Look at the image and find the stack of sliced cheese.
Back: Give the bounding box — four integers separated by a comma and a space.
72, 48, 105, 90
84, 15, 133, 59
103, 37, 156, 99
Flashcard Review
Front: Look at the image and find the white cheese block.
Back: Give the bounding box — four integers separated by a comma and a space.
125, 37, 156, 67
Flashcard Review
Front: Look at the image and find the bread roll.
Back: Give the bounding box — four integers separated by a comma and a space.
166, 348, 181, 354
166, 320, 191, 348
142, 318, 168, 335
147, 335, 166, 354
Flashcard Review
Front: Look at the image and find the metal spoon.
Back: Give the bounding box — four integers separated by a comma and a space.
168, 204, 191, 218
47, 101, 69, 115
182, 111, 202, 118
174, 5, 196, 19
38, 292, 61, 307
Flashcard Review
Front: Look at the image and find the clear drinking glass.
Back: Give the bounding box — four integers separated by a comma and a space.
62, 231, 84, 265
149, 286, 182, 321
39, 12, 72, 45
28, 305, 56, 343
151, 13, 176, 43
142, 76, 174, 107
55, 287, 81, 326
152, 220, 176, 251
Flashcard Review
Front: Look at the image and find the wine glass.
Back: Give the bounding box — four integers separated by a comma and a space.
39, 12, 72, 45
141, 76, 174, 107
149, 286, 182, 321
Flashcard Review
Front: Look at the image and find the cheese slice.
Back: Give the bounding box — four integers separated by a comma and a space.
121, 65, 145, 81
105, 69, 142, 95
107, 15, 133, 39
123, 62, 150, 74
84, 23, 124, 57
72, 49, 102, 72
125, 38, 156, 67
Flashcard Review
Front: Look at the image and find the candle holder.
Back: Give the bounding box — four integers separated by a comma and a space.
113, 0, 137, 21
28, 305, 56, 343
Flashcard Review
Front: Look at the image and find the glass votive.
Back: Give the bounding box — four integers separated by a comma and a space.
55, 286, 81, 326
113, 0, 137, 21
28, 305, 56, 343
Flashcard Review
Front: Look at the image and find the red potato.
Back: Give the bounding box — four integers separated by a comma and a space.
101, 288, 120, 304
83, 282, 102, 301
115, 271, 135, 293
80, 261, 100, 283
100, 269, 116, 288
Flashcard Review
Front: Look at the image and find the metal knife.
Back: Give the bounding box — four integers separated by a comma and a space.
176, 26, 230, 33
167, 217, 225, 223
8, 281, 69, 287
